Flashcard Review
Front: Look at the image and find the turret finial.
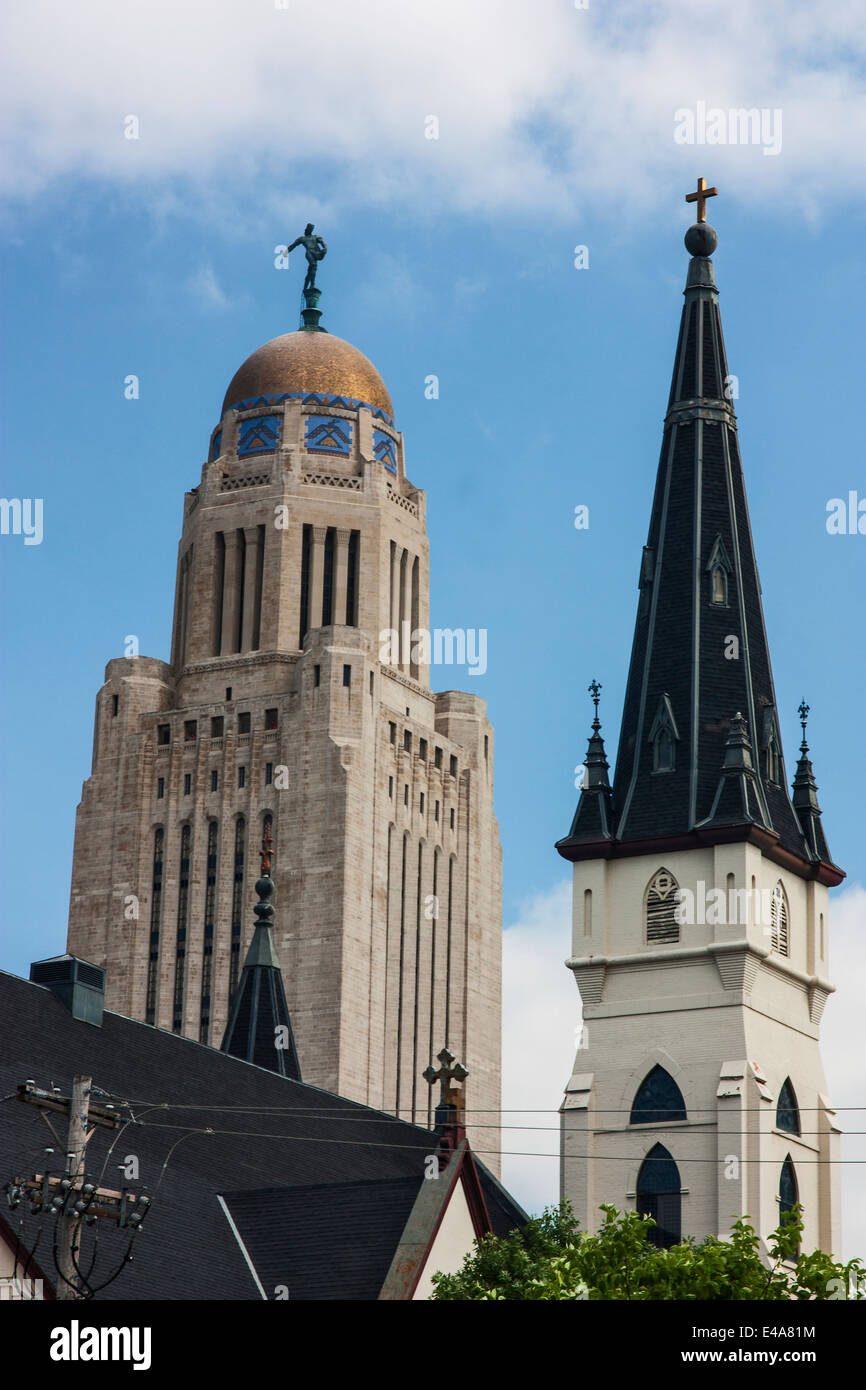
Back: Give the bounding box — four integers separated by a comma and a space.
798, 699, 811, 753
588, 679, 602, 730
684, 176, 719, 257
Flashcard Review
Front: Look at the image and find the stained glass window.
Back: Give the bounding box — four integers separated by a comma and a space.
631, 1064, 687, 1124
637, 1144, 681, 1249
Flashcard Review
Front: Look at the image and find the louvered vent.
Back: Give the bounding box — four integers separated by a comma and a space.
646, 869, 680, 944
769, 883, 789, 956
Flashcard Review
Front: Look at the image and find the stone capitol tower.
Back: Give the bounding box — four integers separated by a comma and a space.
66, 244, 502, 1162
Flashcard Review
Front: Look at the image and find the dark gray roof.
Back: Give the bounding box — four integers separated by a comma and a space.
0, 969, 524, 1300
559, 238, 841, 880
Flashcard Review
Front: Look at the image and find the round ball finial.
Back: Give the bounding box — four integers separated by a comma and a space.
685, 222, 718, 258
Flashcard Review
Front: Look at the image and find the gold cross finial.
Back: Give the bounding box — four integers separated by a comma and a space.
685, 176, 718, 223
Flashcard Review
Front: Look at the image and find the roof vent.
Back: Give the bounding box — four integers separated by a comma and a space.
29, 955, 105, 1026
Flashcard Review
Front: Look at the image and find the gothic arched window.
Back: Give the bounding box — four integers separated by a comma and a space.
776, 1078, 800, 1135
769, 881, 789, 956
630, 1065, 687, 1125
636, 1144, 682, 1248
779, 1155, 799, 1246
648, 694, 679, 773
706, 534, 732, 608
645, 869, 680, 944
766, 734, 781, 785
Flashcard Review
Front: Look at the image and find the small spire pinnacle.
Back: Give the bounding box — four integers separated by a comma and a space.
798, 699, 811, 753
588, 678, 602, 730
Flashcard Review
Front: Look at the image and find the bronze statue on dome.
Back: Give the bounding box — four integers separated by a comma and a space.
288, 223, 328, 292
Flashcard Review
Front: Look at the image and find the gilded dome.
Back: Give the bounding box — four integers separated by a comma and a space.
221, 330, 393, 419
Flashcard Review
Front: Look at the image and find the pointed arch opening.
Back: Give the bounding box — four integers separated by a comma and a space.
630, 1064, 687, 1125
636, 1143, 682, 1248
648, 695, 679, 774
779, 1155, 799, 1251
645, 868, 681, 945
776, 1078, 800, 1135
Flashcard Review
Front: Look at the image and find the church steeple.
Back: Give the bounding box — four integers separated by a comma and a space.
558, 182, 843, 887
221, 826, 301, 1080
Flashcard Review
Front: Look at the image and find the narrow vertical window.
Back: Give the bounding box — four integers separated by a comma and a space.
343, 664, 351, 687
172, 824, 191, 1032
199, 820, 218, 1043
184, 773, 191, 795
265, 708, 278, 730
145, 828, 164, 1025
157, 777, 165, 800
212, 532, 225, 657
299, 523, 312, 649
265, 762, 273, 786
112, 694, 119, 717
346, 530, 359, 626
229, 818, 246, 998
238, 766, 246, 789
211, 769, 218, 792
322, 527, 335, 626
583, 888, 592, 935
314, 664, 321, 687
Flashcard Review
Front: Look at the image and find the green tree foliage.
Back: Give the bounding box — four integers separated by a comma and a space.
431, 1202, 865, 1301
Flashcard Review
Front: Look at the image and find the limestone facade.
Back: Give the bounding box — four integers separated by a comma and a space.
66, 353, 502, 1167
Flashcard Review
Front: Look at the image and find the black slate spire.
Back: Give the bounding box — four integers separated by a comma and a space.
557, 183, 843, 887
220, 825, 301, 1079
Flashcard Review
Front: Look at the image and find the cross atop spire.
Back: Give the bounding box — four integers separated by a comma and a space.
588, 679, 602, 728
685, 175, 718, 223
423, 1048, 468, 1108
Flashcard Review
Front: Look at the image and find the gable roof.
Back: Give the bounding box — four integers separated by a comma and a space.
0, 969, 525, 1300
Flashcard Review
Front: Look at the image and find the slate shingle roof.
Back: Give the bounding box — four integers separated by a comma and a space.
0, 970, 524, 1300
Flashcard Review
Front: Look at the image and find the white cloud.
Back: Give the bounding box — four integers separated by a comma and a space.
821, 884, 866, 1263
501, 878, 577, 1215
502, 878, 866, 1261
2, 0, 865, 227
188, 263, 233, 311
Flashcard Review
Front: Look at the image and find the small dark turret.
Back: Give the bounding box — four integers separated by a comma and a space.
791, 701, 833, 863
220, 824, 301, 1079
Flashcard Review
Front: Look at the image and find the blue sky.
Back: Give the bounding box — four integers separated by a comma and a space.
1, 0, 864, 1246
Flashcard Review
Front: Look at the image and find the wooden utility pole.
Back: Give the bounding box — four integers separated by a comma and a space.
12, 1076, 149, 1300
56, 1074, 90, 1301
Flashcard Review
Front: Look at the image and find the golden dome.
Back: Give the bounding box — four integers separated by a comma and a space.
222, 331, 393, 419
